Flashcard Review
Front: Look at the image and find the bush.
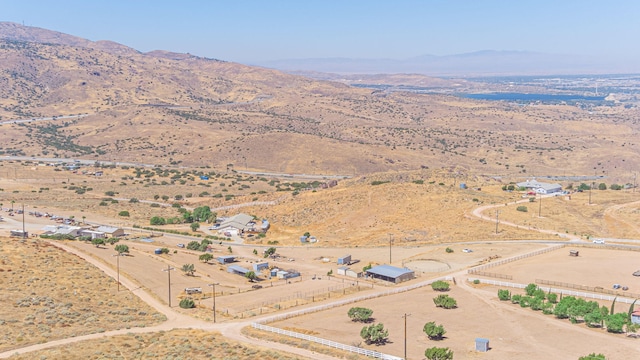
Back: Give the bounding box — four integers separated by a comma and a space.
445, 247, 453, 253
179, 298, 195, 309
525, 283, 538, 296
118, 211, 130, 217
425, 347, 453, 360
516, 205, 528, 212
498, 289, 511, 301
348, 307, 373, 322
150, 216, 166, 226
433, 294, 457, 309
423, 321, 446, 340
431, 280, 450, 292
579, 353, 606, 360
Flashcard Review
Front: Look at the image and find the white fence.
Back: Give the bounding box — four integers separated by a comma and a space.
252, 323, 403, 360
468, 244, 563, 273
468, 278, 637, 304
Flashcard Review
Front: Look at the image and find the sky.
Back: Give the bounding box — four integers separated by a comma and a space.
1, 0, 639, 65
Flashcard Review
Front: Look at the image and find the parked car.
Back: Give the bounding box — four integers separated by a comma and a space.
177, 243, 185, 248
462, 248, 473, 253
252, 284, 262, 289
593, 239, 605, 244
613, 284, 621, 289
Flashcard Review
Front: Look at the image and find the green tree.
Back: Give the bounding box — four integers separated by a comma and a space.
118, 210, 130, 217
105, 237, 119, 245
161, 195, 169, 201
245, 270, 257, 282
181, 263, 195, 276
498, 289, 511, 301
424, 347, 453, 360
91, 238, 105, 248
264, 247, 277, 258
179, 298, 195, 309
547, 292, 558, 304
605, 313, 627, 333
578, 353, 606, 360
150, 216, 166, 225
431, 280, 450, 292
360, 323, 388, 345
160, 248, 169, 254
423, 321, 446, 340
186, 241, 201, 250
348, 307, 373, 322
190, 222, 200, 232
199, 253, 214, 263
598, 183, 607, 190
153, 194, 160, 200
525, 283, 538, 296
193, 206, 212, 222
114, 244, 129, 254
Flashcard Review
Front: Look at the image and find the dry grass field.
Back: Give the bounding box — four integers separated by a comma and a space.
0, 236, 165, 353
7, 329, 305, 360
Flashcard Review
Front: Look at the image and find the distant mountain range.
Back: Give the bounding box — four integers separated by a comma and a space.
254, 50, 637, 77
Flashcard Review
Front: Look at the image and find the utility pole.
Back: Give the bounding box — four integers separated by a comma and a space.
113, 253, 121, 291
402, 313, 411, 360
162, 265, 174, 307
495, 210, 500, 234
21, 203, 26, 239
538, 193, 542, 217
388, 233, 393, 264
208, 283, 219, 323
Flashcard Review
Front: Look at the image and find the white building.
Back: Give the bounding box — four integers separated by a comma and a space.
516, 179, 562, 194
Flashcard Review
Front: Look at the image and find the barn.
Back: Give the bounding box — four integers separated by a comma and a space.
366, 264, 415, 283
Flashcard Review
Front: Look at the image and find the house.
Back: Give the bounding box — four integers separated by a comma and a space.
96, 226, 125, 238
516, 179, 562, 195
80, 229, 106, 239
366, 264, 415, 283
41, 225, 83, 237
217, 213, 254, 234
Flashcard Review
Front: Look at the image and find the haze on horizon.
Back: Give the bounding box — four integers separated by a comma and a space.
2, 0, 639, 74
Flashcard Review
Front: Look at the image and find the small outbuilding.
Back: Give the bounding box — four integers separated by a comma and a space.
365, 264, 415, 283
217, 255, 236, 264
475, 338, 490, 352
227, 265, 251, 276
569, 250, 579, 257
337, 255, 352, 265
253, 262, 269, 272
631, 310, 640, 325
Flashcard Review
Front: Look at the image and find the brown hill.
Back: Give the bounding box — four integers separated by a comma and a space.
0, 22, 639, 182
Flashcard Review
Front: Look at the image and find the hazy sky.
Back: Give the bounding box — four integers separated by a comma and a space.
2, 0, 638, 64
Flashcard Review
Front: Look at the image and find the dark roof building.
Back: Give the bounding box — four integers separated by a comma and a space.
366, 264, 415, 283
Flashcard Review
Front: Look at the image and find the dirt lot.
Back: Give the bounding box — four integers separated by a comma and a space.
485, 245, 640, 294
271, 283, 639, 360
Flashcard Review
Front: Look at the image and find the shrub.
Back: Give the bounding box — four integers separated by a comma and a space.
118, 211, 130, 217
516, 205, 528, 212
179, 298, 195, 309
423, 321, 446, 340
150, 216, 166, 226
498, 289, 511, 301
348, 307, 373, 322
431, 280, 450, 292
433, 294, 457, 309
445, 247, 453, 253
425, 347, 453, 360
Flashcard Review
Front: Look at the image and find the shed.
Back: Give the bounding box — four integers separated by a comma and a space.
337, 255, 352, 265
276, 270, 289, 279
216, 255, 236, 264
300, 235, 308, 243
227, 265, 250, 276
337, 266, 349, 276
569, 250, 579, 257
365, 264, 415, 283
346, 269, 362, 278
270, 268, 279, 277
80, 230, 105, 239
632, 310, 640, 325
253, 262, 269, 272
475, 338, 490, 352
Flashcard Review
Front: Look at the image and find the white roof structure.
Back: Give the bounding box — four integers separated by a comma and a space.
96, 225, 122, 234
218, 213, 254, 231
516, 179, 562, 194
